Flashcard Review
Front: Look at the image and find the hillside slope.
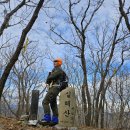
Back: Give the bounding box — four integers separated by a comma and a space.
0, 116, 111, 130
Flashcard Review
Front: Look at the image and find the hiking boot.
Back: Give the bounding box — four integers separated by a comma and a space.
51, 116, 58, 125
41, 114, 51, 123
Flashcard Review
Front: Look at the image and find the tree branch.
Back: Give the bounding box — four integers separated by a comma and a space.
51, 29, 82, 50
0, 0, 9, 4
0, 0, 26, 36
119, 0, 130, 32
84, 0, 104, 32
69, 0, 82, 35
81, 0, 90, 31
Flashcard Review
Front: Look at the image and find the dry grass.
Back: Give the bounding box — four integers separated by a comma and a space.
0, 116, 115, 130
0, 116, 52, 130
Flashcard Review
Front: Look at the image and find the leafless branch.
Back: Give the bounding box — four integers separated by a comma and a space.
0, 0, 26, 36
69, 0, 82, 35
50, 28, 81, 50
0, 0, 9, 4
119, 0, 130, 32
84, 0, 104, 32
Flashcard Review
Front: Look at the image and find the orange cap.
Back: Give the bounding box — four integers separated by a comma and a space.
54, 58, 62, 66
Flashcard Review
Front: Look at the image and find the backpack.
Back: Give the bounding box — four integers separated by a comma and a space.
59, 71, 68, 91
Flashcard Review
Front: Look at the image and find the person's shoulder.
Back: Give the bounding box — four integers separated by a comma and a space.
55, 67, 61, 70
56, 67, 64, 73
60, 68, 66, 74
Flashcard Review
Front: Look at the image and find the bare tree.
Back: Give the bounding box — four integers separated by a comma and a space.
0, 0, 46, 99
1, 42, 45, 118
48, 0, 105, 126
88, 15, 130, 127
107, 68, 130, 129
47, 0, 130, 127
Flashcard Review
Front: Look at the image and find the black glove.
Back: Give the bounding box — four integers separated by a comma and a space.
49, 72, 51, 76
46, 72, 52, 84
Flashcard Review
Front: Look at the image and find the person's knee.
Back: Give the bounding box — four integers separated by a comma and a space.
42, 98, 49, 106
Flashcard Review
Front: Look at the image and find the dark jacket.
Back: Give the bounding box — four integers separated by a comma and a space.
46, 67, 64, 85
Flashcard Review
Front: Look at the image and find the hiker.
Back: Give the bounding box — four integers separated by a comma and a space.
41, 58, 68, 125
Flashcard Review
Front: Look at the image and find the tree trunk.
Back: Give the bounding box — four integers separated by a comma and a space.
81, 45, 91, 126
91, 98, 95, 126
81, 85, 87, 125
100, 99, 105, 128
95, 77, 105, 127
25, 92, 30, 115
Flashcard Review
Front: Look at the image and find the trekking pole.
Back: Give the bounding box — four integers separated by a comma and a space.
39, 83, 49, 96
39, 81, 53, 96
39, 87, 47, 96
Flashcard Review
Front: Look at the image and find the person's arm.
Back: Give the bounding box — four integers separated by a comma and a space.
47, 69, 63, 81
46, 72, 52, 84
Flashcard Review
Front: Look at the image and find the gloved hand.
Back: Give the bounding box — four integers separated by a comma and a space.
49, 72, 51, 75
46, 72, 52, 84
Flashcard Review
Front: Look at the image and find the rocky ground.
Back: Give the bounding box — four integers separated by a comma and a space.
0, 116, 112, 130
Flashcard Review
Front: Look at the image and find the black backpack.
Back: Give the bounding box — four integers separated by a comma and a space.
59, 71, 68, 91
